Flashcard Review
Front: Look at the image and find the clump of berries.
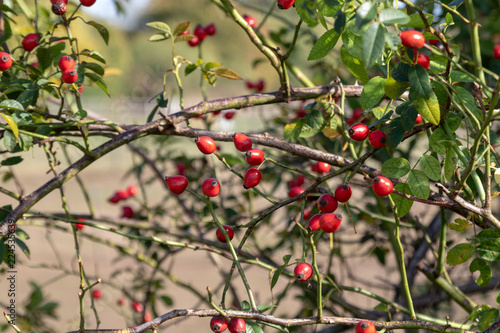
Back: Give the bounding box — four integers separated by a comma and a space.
184, 23, 217, 47
108, 185, 139, 204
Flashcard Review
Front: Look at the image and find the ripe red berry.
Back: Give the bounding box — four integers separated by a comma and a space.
132, 301, 144, 313
202, 178, 221, 197
80, 0, 97, 7
205, 23, 216, 36
210, 316, 228, 333
255, 80, 264, 92
196, 136, 217, 154
108, 195, 120, 204
22, 33, 41, 52
317, 194, 338, 213
228, 318, 246, 333
245, 81, 254, 89
400, 30, 425, 49
216, 225, 234, 243
416, 52, 430, 69
62, 69, 78, 84
349, 123, 369, 141
294, 263, 313, 281
194, 24, 207, 42
334, 184, 352, 202
288, 186, 305, 200
188, 35, 200, 47
288, 174, 305, 188
347, 108, 363, 125
144, 312, 153, 322
243, 168, 262, 189
224, 111, 235, 120
122, 206, 134, 218
116, 189, 130, 201
368, 130, 386, 148
92, 289, 102, 299
176, 162, 186, 175
277, 0, 295, 10
303, 208, 311, 220
58, 55, 75, 71
313, 161, 330, 174
319, 213, 342, 233
233, 133, 252, 152
245, 148, 265, 166
75, 218, 85, 230
52, 0, 67, 15
355, 320, 377, 333
243, 15, 257, 28
493, 44, 500, 60
127, 185, 139, 197
165, 175, 189, 194
416, 114, 423, 124
0, 52, 13, 71
308, 214, 321, 232
428, 39, 440, 46
372, 176, 394, 197
117, 299, 125, 306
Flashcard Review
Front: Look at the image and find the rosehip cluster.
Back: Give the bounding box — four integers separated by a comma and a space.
58, 54, 79, 84
186, 23, 216, 47
348, 123, 387, 149
108, 185, 139, 203
245, 79, 265, 93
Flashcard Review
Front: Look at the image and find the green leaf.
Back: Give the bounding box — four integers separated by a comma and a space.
256, 304, 276, 313
478, 309, 499, 331
374, 303, 389, 312
379, 9, 410, 25
173, 21, 190, 36
1, 156, 23, 166
385, 119, 405, 155
299, 108, 324, 138
400, 13, 434, 28
85, 72, 110, 96
205, 62, 222, 71
382, 158, 411, 178
446, 243, 475, 265
149, 33, 170, 42
448, 218, 472, 232
160, 295, 173, 306
317, 0, 340, 17
385, 32, 402, 50
82, 62, 105, 76
146, 21, 171, 33
36, 47, 53, 71
450, 70, 476, 83
3, 130, 17, 151
220, 153, 245, 166
342, 29, 363, 60
295, 0, 318, 27
246, 320, 264, 333
0, 114, 18, 139
408, 169, 430, 199
15, 238, 30, 259
241, 300, 251, 312
361, 77, 386, 109
18, 132, 33, 151
385, 75, 408, 100
453, 86, 483, 123
184, 63, 198, 76
419, 155, 441, 181
429, 128, 449, 155
476, 229, 500, 261
340, 46, 368, 84
14, 111, 33, 126
271, 254, 292, 290
17, 89, 39, 110
469, 258, 492, 287
389, 183, 413, 217
362, 22, 385, 68
308, 29, 339, 60
174, 34, 195, 43
408, 65, 432, 99
1, 99, 25, 111
413, 92, 440, 125
86, 21, 110, 45
284, 121, 301, 142
400, 104, 418, 132
80, 49, 106, 64
213, 68, 242, 80
355, 2, 377, 29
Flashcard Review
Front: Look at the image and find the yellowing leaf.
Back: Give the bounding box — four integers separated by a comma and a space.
414, 92, 440, 125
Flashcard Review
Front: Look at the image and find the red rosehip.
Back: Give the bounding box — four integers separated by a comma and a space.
132, 301, 144, 313
122, 206, 134, 218
188, 35, 200, 47
80, 0, 97, 7
196, 136, 217, 154
245, 148, 265, 166
233, 133, 252, 152
294, 263, 313, 281
22, 33, 41, 52
210, 316, 228, 333
303, 208, 311, 220
319, 213, 342, 233
176, 162, 186, 175
0, 52, 13, 71
277, 0, 295, 10
255, 80, 264, 92
116, 189, 130, 201
216, 225, 234, 243
355, 320, 377, 333
347, 108, 364, 125
224, 111, 235, 120
228, 318, 246, 333
92, 289, 102, 299
127, 185, 139, 197
317, 194, 338, 213
58, 55, 75, 71
108, 195, 120, 204
334, 184, 352, 202
62, 69, 78, 84
400, 30, 425, 49
368, 130, 386, 149
144, 312, 153, 322
75, 218, 85, 230
349, 123, 369, 141
372, 176, 393, 197
428, 39, 440, 46
288, 174, 305, 188
243, 168, 262, 189
308, 214, 321, 232
165, 175, 189, 194
52, 0, 67, 15
205, 23, 216, 36
416, 114, 423, 124
245, 81, 254, 89
416, 52, 430, 69
243, 14, 257, 28
493, 44, 500, 60
288, 186, 305, 200
202, 178, 221, 197
313, 161, 331, 174
117, 299, 125, 306
194, 24, 207, 42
